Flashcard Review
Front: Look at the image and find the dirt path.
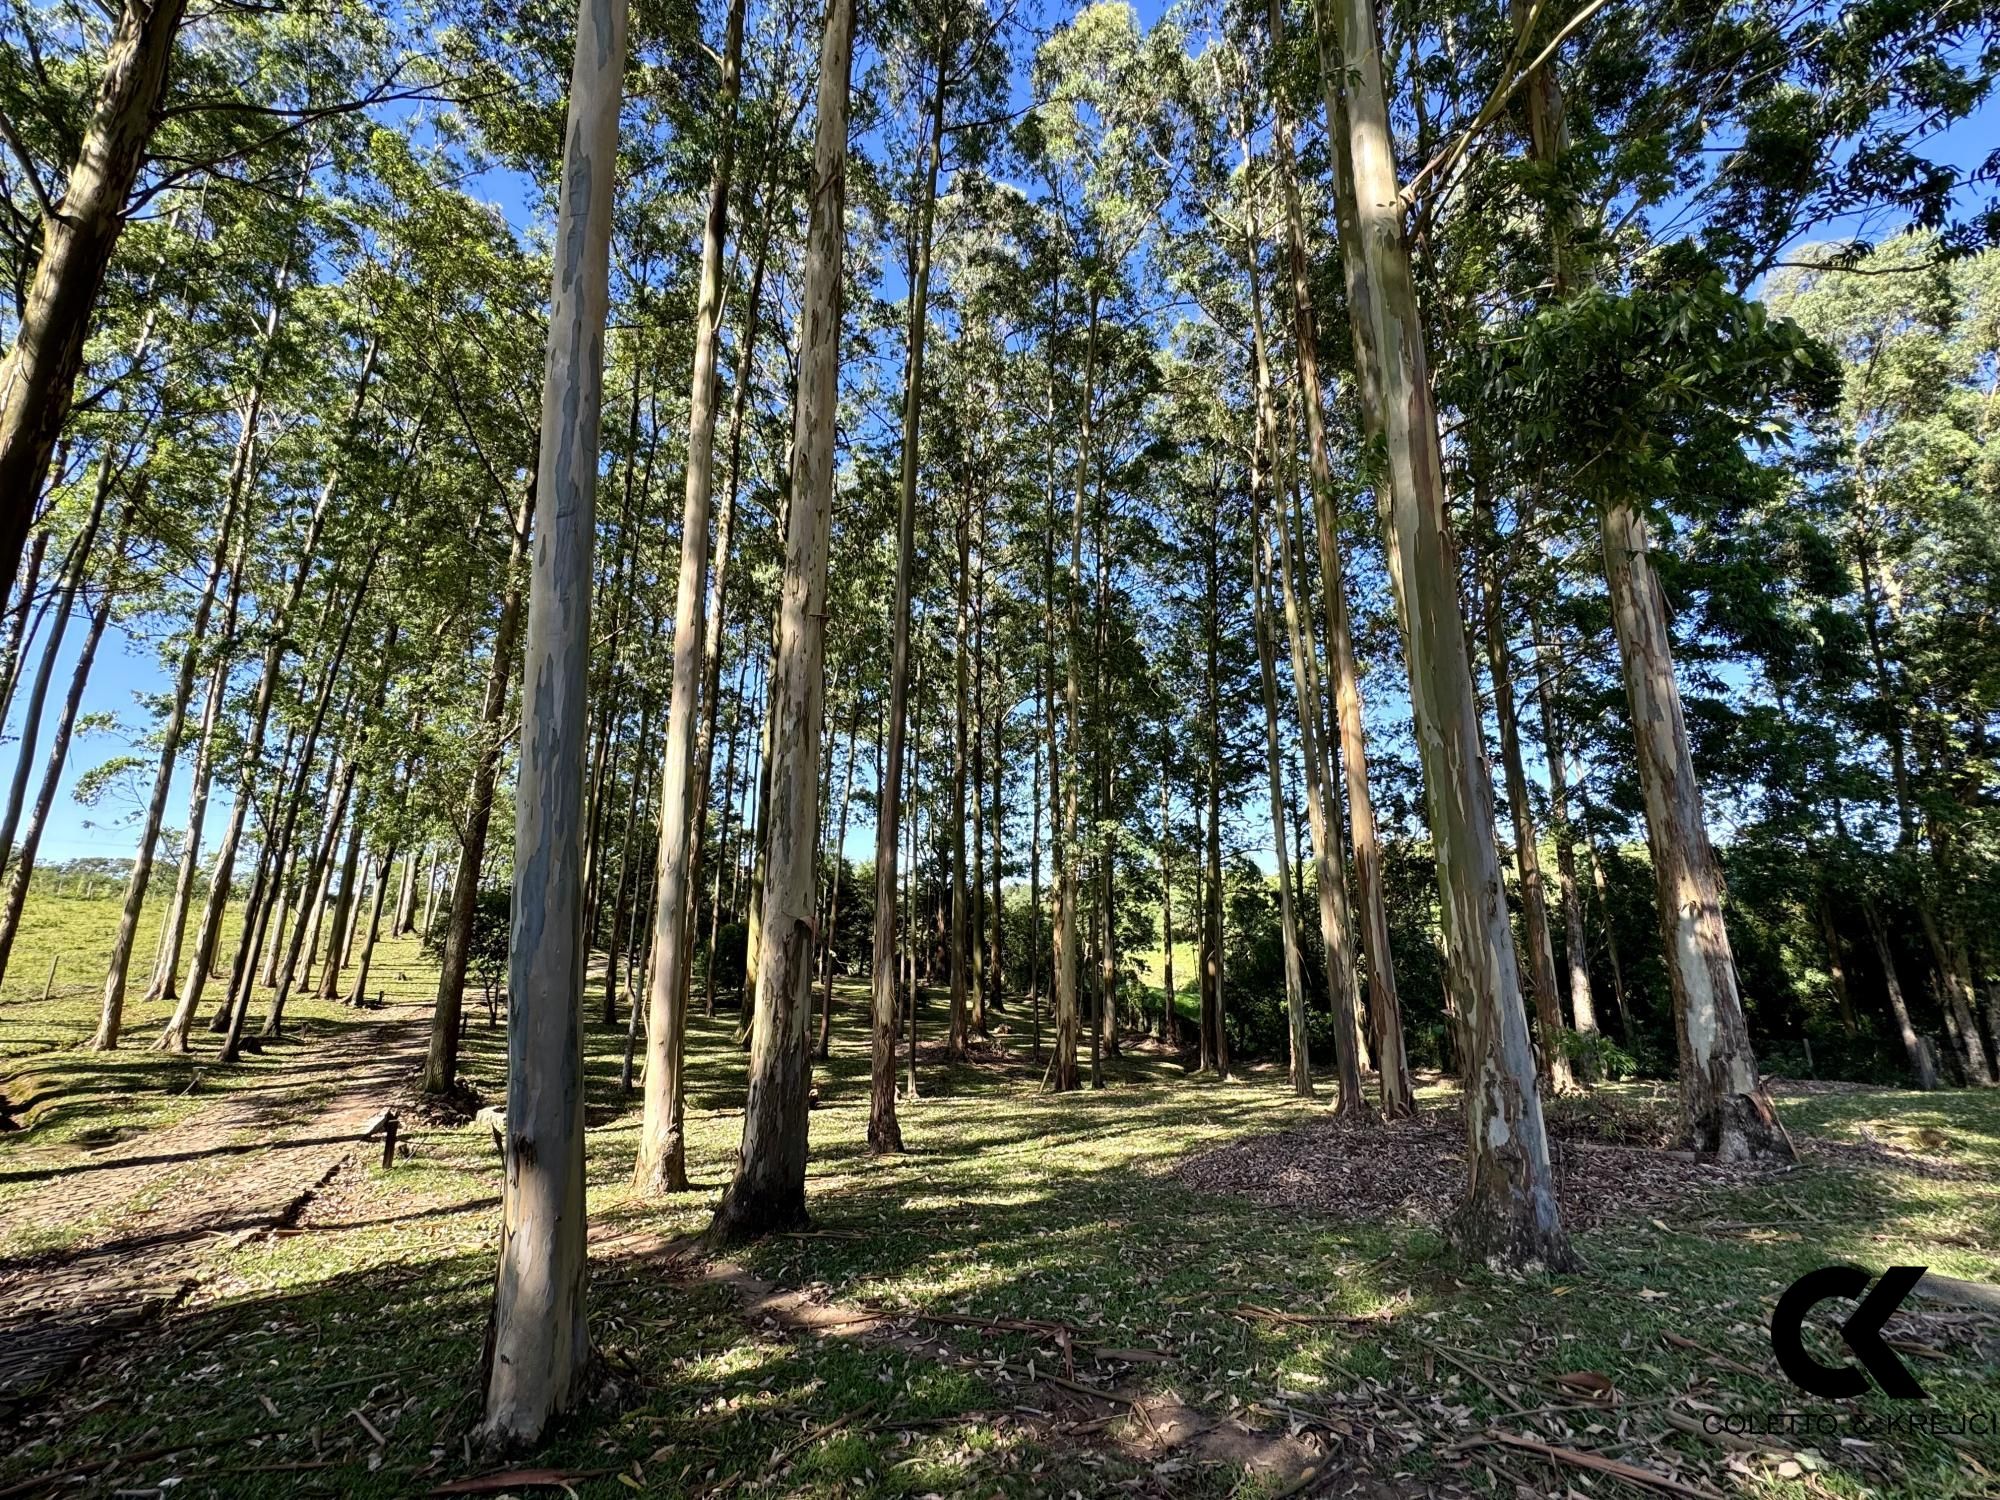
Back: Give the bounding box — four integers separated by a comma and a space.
0, 1009, 428, 1406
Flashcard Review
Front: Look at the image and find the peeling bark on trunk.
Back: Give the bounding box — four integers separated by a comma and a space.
710, 0, 852, 1243
1275, 0, 1407, 1118
1599, 498, 1793, 1158
478, 0, 622, 1445
1320, 0, 1570, 1268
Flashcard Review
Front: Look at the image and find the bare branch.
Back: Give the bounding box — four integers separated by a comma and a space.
0, 103, 57, 223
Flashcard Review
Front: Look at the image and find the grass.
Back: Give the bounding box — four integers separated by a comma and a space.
0, 892, 1996, 1497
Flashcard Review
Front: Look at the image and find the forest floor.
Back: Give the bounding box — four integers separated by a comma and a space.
0, 901, 1996, 1499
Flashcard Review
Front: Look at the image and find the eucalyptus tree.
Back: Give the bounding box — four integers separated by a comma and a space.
631, 0, 752, 1195
1316, 0, 1572, 1268
479, 0, 625, 1441
710, 0, 854, 1243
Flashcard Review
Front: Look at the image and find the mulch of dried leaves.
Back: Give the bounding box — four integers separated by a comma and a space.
1167, 1097, 1957, 1234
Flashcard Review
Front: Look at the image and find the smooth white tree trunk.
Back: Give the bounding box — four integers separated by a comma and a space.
479, 0, 624, 1444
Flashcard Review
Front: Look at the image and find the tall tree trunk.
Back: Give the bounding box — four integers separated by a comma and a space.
1578, 792, 1634, 1039
420, 843, 441, 940
1091, 469, 1116, 1075
629, 0, 747, 1197
818, 702, 859, 1059
1157, 755, 1177, 1047
987, 612, 1005, 1024
0, 467, 112, 886
0, 511, 126, 989
1816, 885, 1857, 1036
394, 848, 419, 936
705, 650, 751, 1018
710, 0, 852, 1242
970, 518, 988, 1036
148, 533, 245, 1006
603, 689, 656, 1027
0, 0, 189, 607
1600, 498, 1795, 1154
869, 34, 949, 1148
318, 788, 369, 1000
1200, 486, 1225, 1079
1250, 500, 1314, 1099
740, 608, 780, 1023
421, 471, 535, 1094
344, 848, 394, 1006
95, 485, 239, 1047
158, 344, 374, 1050
479, 0, 622, 1442
220, 568, 381, 1059
1052, 294, 1097, 1094
684, 146, 782, 1035
1029, 673, 1043, 1060
1243, 205, 1365, 1110
1916, 900, 1993, 1085
293, 765, 356, 994
1296, 0, 1411, 1116
1863, 898, 1935, 1089
273, 695, 404, 1033
1528, 600, 1596, 1040
0, 532, 49, 725
1475, 496, 1572, 1093
950, 485, 972, 1056
1320, 0, 1570, 1267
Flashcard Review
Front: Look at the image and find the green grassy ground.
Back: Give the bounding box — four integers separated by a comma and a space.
1, 894, 1995, 1498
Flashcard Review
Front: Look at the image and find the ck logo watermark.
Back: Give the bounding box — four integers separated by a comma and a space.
1771, 1264, 1928, 1400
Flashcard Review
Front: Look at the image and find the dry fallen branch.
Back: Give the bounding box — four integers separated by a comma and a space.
430, 1468, 614, 1495
1234, 1303, 1395, 1327
1475, 1429, 1726, 1499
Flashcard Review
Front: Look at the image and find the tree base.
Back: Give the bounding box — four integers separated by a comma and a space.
1693, 1089, 1796, 1166
867, 1112, 903, 1154
632, 1131, 689, 1195
476, 1349, 593, 1456
706, 1180, 809, 1247
1446, 1193, 1579, 1274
